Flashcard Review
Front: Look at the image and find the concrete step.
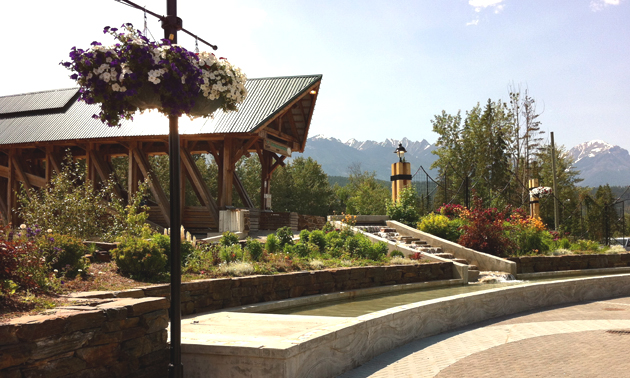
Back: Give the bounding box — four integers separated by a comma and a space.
412, 240, 428, 246
452, 258, 469, 265
380, 227, 396, 233
433, 253, 455, 259
467, 265, 479, 271
468, 269, 480, 282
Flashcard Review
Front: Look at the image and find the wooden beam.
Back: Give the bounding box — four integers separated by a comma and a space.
46, 147, 62, 181
131, 147, 171, 227
128, 142, 140, 202
220, 138, 234, 207
270, 154, 287, 174
11, 155, 33, 193
7, 151, 17, 225
264, 127, 298, 144
0, 187, 7, 226
286, 110, 300, 139
233, 174, 254, 209
180, 147, 220, 224
233, 137, 259, 164
89, 149, 123, 199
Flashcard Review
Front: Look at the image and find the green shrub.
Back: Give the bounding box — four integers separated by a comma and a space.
344, 235, 360, 256
219, 244, 244, 263
276, 227, 294, 247
184, 244, 219, 273
265, 234, 280, 254
18, 154, 151, 240
152, 233, 195, 270
417, 213, 461, 242
299, 229, 310, 243
1, 226, 56, 294
220, 231, 239, 247
309, 230, 326, 252
386, 186, 420, 227
325, 231, 344, 249
39, 233, 88, 277
245, 238, 264, 262
112, 237, 168, 278
367, 241, 389, 261
390, 250, 404, 258
293, 242, 311, 258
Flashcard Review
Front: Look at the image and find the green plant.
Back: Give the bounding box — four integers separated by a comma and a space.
387, 186, 420, 227
152, 233, 195, 269
308, 230, 327, 252
417, 213, 461, 242
292, 242, 311, 258
219, 244, 244, 263
220, 231, 240, 247
111, 237, 168, 278
38, 233, 88, 277
299, 229, 311, 243
276, 227, 294, 247
184, 244, 220, 273
389, 250, 404, 258
1, 226, 57, 294
18, 154, 151, 240
245, 238, 264, 262
325, 231, 344, 249
265, 233, 281, 254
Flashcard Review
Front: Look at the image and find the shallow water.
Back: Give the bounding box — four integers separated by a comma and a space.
260, 272, 629, 317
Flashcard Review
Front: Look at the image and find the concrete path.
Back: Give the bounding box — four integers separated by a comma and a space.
339, 296, 630, 378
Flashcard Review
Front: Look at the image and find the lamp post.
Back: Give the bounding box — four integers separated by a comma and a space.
161, 1, 183, 377
391, 143, 412, 202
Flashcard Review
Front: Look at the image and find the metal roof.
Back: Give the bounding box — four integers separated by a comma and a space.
0, 74, 322, 146
0, 88, 78, 115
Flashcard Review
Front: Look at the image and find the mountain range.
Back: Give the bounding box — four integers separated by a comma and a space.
299, 135, 630, 187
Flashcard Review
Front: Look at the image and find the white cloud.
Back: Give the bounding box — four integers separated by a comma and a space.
469, 0, 505, 13
590, 0, 623, 11
466, 19, 480, 26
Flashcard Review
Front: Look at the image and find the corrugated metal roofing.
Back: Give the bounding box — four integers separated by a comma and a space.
0, 74, 321, 146
0, 88, 78, 115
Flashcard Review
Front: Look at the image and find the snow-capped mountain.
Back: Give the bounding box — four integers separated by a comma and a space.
302, 136, 630, 187
301, 135, 438, 180
569, 140, 630, 187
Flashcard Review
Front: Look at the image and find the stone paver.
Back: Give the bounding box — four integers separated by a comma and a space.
339, 297, 630, 378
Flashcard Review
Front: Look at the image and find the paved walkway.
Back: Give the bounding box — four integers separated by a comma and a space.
339, 296, 630, 378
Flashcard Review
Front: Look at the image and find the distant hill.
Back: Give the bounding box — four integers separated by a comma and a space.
301, 135, 438, 181
302, 136, 630, 188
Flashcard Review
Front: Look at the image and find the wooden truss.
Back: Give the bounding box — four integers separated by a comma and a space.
0, 82, 320, 231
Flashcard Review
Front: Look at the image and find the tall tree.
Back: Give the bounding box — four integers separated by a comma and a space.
431, 99, 515, 208
270, 157, 335, 216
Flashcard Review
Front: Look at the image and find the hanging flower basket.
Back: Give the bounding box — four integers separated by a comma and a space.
530, 186, 552, 199
61, 24, 247, 127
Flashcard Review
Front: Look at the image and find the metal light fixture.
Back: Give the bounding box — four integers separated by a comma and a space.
394, 142, 407, 162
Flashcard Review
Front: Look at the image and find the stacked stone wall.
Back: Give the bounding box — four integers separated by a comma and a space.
297, 214, 327, 231
508, 253, 630, 273
0, 297, 169, 378
74, 263, 453, 316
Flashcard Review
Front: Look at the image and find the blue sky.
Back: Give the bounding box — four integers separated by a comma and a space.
1, 0, 628, 150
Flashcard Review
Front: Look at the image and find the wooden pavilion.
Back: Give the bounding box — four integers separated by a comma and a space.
0, 74, 322, 230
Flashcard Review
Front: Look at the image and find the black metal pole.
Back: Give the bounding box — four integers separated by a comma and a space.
163, 1, 183, 377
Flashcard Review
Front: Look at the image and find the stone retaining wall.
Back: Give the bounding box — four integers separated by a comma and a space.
73, 263, 453, 316
508, 253, 630, 273
0, 297, 169, 378
297, 214, 327, 231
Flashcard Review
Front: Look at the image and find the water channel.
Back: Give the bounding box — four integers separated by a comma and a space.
258, 272, 628, 317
